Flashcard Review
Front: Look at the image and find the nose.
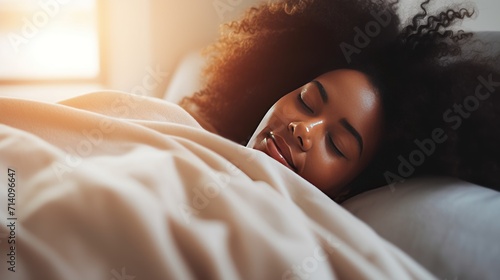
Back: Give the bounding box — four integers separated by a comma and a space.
288, 120, 323, 151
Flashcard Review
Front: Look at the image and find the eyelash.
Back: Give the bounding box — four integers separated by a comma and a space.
298, 92, 314, 114
298, 89, 345, 159
327, 132, 346, 158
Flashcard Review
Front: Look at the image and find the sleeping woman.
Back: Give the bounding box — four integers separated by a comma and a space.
246, 69, 383, 200
180, 0, 500, 201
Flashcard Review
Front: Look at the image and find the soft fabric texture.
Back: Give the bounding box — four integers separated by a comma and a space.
342, 177, 500, 280
0, 91, 434, 280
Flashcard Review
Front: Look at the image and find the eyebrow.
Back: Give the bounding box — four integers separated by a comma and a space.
312, 80, 364, 158
312, 80, 328, 103
340, 118, 364, 158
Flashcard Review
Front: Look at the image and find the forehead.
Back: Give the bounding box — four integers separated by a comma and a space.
315, 69, 379, 111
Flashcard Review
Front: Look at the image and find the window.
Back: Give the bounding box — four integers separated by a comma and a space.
0, 0, 101, 83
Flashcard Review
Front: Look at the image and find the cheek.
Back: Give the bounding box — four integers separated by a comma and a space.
272, 95, 304, 123
280, 101, 300, 120
301, 153, 358, 193
265, 109, 297, 133
301, 154, 338, 190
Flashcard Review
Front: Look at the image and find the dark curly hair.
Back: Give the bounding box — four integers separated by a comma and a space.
181, 0, 500, 199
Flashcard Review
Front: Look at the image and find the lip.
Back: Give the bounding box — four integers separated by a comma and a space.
266, 131, 297, 171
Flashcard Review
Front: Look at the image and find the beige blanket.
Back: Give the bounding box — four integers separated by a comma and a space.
0, 91, 435, 280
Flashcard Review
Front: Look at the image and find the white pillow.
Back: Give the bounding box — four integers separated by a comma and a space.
341, 176, 500, 280
163, 51, 205, 104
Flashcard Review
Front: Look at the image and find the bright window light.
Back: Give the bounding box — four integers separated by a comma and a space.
0, 0, 100, 80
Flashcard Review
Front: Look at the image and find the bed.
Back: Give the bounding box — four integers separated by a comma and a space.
159, 31, 500, 280
0, 91, 436, 279
1, 20, 499, 278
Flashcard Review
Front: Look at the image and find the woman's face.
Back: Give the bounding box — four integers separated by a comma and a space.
247, 69, 383, 196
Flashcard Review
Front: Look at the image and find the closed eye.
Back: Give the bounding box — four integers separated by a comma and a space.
327, 132, 347, 159
298, 92, 313, 114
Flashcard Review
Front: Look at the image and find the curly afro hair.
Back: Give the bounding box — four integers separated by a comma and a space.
181, 0, 500, 199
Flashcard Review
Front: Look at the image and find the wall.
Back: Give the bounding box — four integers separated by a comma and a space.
147, 0, 499, 97
147, 0, 268, 97
1, 0, 498, 101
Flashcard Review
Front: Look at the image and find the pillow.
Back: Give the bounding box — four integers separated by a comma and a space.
163, 51, 205, 104
341, 176, 500, 279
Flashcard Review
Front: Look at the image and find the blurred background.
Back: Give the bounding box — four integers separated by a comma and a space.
0, 0, 499, 102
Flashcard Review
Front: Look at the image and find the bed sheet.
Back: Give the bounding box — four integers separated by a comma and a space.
0, 91, 434, 280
